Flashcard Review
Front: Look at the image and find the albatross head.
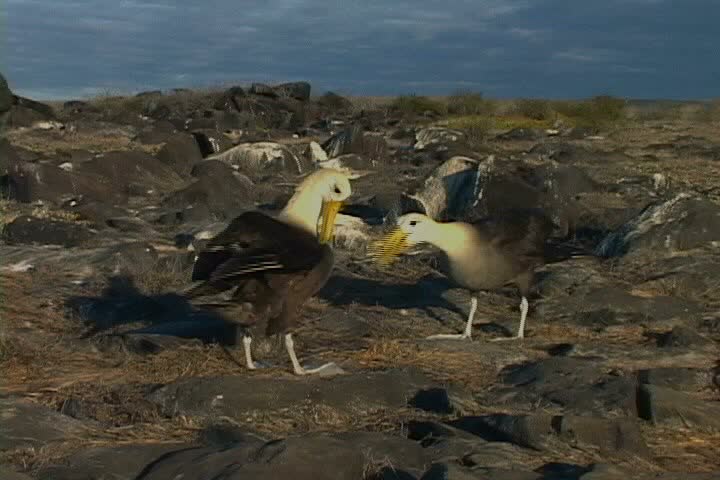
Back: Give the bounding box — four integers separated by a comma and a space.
281, 168, 353, 244
368, 213, 435, 266
316, 169, 352, 244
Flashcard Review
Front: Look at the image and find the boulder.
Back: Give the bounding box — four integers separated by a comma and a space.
1, 162, 125, 204
596, 193, 720, 258
76, 150, 185, 195
321, 125, 388, 161
159, 172, 255, 223
304, 140, 328, 162
207, 141, 310, 175
2, 215, 95, 247
148, 369, 438, 420
408, 156, 480, 221
276, 81, 312, 101
155, 133, 203, 175
0, 397, 89, 451
191, 129, 234, 157
414, 127, 466, 150
637, 384, 720, 430
132, 432, 428, 480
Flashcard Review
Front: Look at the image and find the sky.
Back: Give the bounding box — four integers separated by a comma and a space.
3, 0, 719, 101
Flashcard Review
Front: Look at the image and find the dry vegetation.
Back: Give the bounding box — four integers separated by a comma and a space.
2, 86, 720, 476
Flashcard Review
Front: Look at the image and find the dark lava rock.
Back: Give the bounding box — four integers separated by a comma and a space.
322, 124, 388, 161
495, 127, 544, 141
276, 81, 312, 101
135, 432, 428, 480
213, 85, 247, 110
77, 150, 185, 195
35, 443, 183, 480
450, 414, 649, 457
191, 129, 234, 157
656, 325, 714, 348
158, 172, 254, 223
2, 215, 94, 247
0, 397, 88, 451
105, 216, 159, 235
497, 357, 639, 416
155, 133, 203, 176
420, 463, 541, 480
638, 384, 720, 430
0, 467, 33, 480
596, 193, 720, 258
148, 369, 439, 419
1, 162, 125, 204
250, 82, 279, 98
190, 159, 236, 178
0, 137, 21, 174
62, 99, 93, 114
0, 72, 13, 130
134, 120, 178, 144
637, 367, 716, 391
316, 91, 353, 111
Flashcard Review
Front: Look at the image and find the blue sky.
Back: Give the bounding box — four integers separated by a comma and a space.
3, 0, 719, 100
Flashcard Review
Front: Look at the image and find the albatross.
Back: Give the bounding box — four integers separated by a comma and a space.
182, 168, 352, 375
368, 208, 554, 340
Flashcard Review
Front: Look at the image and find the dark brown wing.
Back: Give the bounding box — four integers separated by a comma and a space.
184, 211, 325, 298
475, 207, 554, 261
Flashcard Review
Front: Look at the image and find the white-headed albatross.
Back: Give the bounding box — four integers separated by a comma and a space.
368, 208, 554, 340
183, 168, 352, 375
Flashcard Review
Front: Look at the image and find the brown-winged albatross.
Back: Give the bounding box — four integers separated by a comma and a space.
368, 208, 553, 340
182, 168, 352, 375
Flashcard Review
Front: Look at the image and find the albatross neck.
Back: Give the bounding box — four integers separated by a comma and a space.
422, 220, 475, 258
278, 186, 323, 236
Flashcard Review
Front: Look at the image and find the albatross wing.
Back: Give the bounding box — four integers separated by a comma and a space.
186, 211, 327, 298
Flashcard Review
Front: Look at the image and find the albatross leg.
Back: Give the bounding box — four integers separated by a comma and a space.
490, 296, 529, 341
426, 296, 477, 340
517, 296, 529, 339
243, 335, 257, 370
284, 333, 342, 375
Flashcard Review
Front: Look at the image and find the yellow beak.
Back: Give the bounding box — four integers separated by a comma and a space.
367, 228, 409, 267
318, 200, 344, 244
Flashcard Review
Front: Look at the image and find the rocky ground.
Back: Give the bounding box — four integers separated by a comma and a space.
1, 76, 720, 479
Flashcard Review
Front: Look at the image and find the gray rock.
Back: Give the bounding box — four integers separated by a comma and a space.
414, 127, 466, 150
637, 384, 720, 430
450, 413, 649, 458
656, 326, 714, 348
135, 432, 428, 480
2, 215, 95, 247
208, 141, 310, 175
276, 81, 312, 101
322, 125, 388, 162
409, 155, 481, 221
1, 161, 126, 204
148, 368, 438, 420
0, 397, 89, 451
0, 467, 33, 480
637, 367, 716, 391
596, 193, 720, 258
191, 129, 234, 157
35, 443, 184, 480
497, 357, 639, 416
77, 150, 185, 196
421, 463, 541, 480
155, 133, 203, 176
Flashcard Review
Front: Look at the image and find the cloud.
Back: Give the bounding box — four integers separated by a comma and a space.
3, 0, 719, 100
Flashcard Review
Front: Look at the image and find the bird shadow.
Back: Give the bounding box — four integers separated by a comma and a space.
64, 274, 242, 347
317, 272, 468, 325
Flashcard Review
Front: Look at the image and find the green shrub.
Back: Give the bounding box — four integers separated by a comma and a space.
512, 98, 553, 121
390, 94, 447, 116
447, 90, 495, 116
555, 95, 627, 128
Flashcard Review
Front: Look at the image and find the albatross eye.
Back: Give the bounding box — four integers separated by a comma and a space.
334, 187, 341, 194
409, 220, 418, 226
